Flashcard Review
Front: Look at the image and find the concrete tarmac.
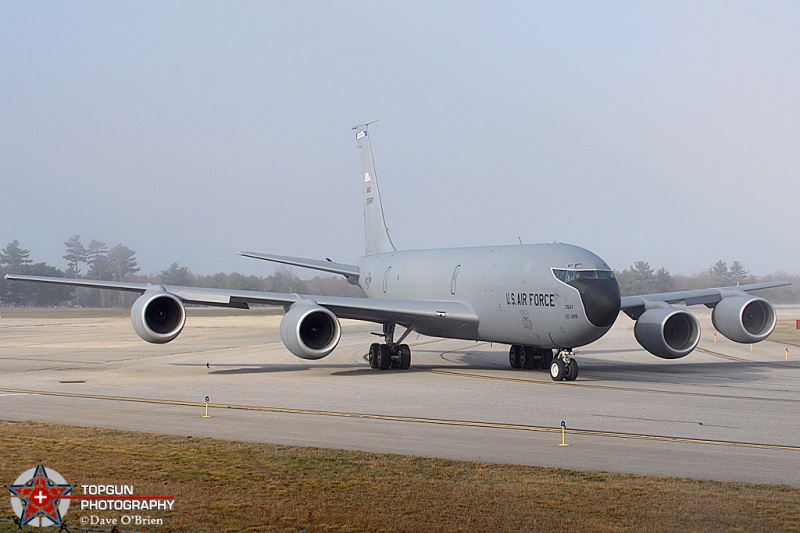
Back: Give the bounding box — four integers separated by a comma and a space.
1, 307, 799, 486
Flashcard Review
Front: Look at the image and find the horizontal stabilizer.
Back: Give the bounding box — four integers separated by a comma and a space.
238, 251, 359, 283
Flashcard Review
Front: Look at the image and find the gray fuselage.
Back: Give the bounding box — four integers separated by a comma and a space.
358, 242, 620, 349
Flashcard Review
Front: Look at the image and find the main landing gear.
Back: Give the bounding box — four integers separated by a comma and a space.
508, 345, 553, 370
368, 323, 413, 370
508, 345, 578, 381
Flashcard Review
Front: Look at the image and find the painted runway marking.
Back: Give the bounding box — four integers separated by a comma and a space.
0, 357, 102, 365
429, 369, 800, 404
1, 387, 798, 453
696, 348, 757, 363
696, 347, 798, 368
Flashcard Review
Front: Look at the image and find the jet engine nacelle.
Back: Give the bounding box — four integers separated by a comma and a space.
634, 307, 701, 359
712, 295, 776, 344
279, 303, 341, 360
131, 289, 186, 344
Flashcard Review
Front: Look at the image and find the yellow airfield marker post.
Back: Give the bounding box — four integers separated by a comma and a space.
559, 421, 569, 447
203, 395, 211, 418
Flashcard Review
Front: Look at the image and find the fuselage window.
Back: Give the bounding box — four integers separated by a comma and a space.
383, 267, 392, 293
451, 265, 461, 295
552, 268, 614, 283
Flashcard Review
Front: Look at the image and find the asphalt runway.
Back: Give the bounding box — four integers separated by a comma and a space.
1, 307, 799, 486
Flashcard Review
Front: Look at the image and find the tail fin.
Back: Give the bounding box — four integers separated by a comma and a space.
354, 121, 396, 255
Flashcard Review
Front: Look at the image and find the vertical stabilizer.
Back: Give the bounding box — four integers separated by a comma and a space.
354, 121, 396, 255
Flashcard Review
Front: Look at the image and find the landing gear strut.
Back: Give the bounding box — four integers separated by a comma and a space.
507, 345, 578, 381
549, 349, 578, 381
368, 323, 413, 370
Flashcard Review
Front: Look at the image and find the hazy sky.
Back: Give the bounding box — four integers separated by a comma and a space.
2, 2, 798, 278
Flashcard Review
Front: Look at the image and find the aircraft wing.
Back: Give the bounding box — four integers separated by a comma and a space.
620, 281, 790, 319
3, 274, 479, 333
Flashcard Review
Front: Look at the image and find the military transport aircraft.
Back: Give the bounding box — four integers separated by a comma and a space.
6, 122, 789, 381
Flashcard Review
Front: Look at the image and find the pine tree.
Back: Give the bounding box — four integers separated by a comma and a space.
107, 244, 139, 282
0, 240, 33, 271
86, 240, 109, 280
160, 263, 194, 286
729, 261, 749, 283
616, 261, 658, 295
63, 235, 88, 276
655, 267, 673, 292
710, 260, 730, 286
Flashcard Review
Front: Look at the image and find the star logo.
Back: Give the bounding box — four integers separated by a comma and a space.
8, 465, 73, 527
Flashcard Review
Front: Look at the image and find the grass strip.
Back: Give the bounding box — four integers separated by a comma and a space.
769, 320, 800, 348
1, 421, 799, 532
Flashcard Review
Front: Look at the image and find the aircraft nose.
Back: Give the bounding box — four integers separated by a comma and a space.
568, 278, 621, 328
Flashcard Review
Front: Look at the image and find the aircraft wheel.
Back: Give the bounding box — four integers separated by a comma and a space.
518, 348, 529, 369
369, 343, 380, 369
524, 347, 541, 369
550, 359, 566, 381
377, 344, 393, 370
398, 344, 411, 369
541, 349, 554, 369
565, 358, 579, 381
509, 345, 522, 369
521, 347, 536, 369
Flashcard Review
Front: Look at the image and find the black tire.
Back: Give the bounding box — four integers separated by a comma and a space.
550, 359, 566, 381
378, 344, 393, 370
509, 345, 522, 369
541, 349, 554, 368
398, 344, 411, 369
565, 358, 579, 381
523, 347, 540, 369
526, 347, 544, 369
369, 343, 380, 369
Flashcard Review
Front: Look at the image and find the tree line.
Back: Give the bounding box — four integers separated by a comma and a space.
616, 259, 751, 295
615, 260, 800, 304
0, 237, 363, 308
1, 237, 798, 306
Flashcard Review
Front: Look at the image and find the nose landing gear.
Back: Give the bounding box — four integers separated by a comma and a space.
549, 350, 578, 381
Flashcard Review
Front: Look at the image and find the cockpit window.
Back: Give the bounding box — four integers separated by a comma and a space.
552, 268, 615, 283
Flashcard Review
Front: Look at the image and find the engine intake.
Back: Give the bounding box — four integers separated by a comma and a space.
131, 290, 186, 344
712, 295, 776, 344
634, 307, 700, 359
280, 303, 341, 360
